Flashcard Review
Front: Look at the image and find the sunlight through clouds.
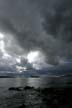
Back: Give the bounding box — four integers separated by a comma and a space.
0, 32, 4, 39
27, 51, 39, 63
0, 32, 11, 59
27, 50, 49, 69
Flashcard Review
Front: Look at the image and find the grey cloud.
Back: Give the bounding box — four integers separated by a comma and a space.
43, 0, 72, 42
0, 0, 72, 65
30, 0, 72, 63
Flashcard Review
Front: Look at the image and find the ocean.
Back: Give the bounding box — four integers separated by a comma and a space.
0, 76, 72, 97
0, 77, 72, 108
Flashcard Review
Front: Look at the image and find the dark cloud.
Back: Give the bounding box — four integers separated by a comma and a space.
30, 0, 72, 63
0, 0, 72, 66
0, 18, 17, 34
43, 0, 72, 42
0, 0, 43, 49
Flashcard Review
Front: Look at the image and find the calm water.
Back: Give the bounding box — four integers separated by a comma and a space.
0, 77, 72, 96
0, 77, 72, 108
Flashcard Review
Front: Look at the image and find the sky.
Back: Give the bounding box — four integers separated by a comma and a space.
0, 0, 72, 72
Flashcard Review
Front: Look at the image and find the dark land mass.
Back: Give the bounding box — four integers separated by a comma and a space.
0, 86, 72, 108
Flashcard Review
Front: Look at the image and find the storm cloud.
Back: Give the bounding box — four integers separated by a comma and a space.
30, 0, 72, 63
0, 0, 72, 69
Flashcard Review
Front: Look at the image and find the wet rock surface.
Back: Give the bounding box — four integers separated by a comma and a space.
18, 104, 26, 108
0, 87, 72, 108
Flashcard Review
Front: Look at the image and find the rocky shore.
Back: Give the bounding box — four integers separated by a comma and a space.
0, 86, 72, 108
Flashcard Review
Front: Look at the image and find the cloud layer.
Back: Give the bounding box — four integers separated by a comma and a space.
0, 0, 71, 71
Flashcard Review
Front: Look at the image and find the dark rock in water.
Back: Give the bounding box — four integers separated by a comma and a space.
16, 87, 23, 91
18, 104, 26, 108
9, 86, 35, 91
24, 86, 34, 90
8, 87, 24, 91
9, 87, 16, 91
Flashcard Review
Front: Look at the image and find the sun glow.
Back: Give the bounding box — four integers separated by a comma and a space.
16, 65, 27, 73
0, 32, 12, 59
27, 51, 39, 63
0, 32, 4, 39
27, 50, 47, 69
16, 57, 21, 63
0, 40, 5, 53
3, 53, 11, 58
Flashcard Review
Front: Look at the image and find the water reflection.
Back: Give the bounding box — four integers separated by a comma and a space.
0, 77, 72, 89
14, 77, 27, 87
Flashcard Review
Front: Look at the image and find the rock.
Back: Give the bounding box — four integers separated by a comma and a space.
8, 87, 24, 91
18, 104, 26, 108
15, 88, 22, 91
24, 86, 34, 90
8, 87, 16, 91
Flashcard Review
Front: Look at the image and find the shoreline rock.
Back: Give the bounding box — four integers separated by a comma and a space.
8, 86, 35, 91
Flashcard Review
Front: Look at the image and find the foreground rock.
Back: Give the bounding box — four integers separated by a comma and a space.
9, 87, 24, 91
1, 87, 72, 108
18, 104, 26, 108
24, 86, 34, 90
9, 86, 34, 91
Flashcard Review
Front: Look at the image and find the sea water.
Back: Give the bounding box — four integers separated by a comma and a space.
0, 76, 72, 96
